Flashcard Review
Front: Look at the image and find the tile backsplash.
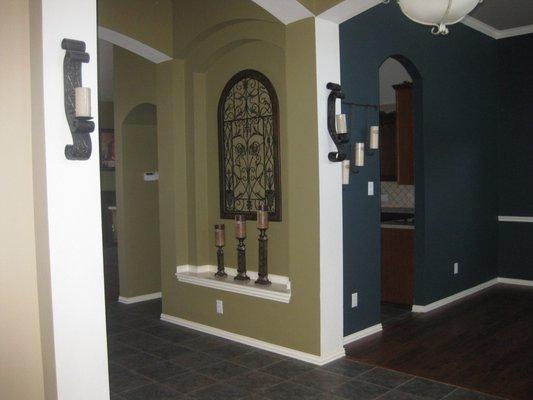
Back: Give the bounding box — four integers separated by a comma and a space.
381, 181, 415, 208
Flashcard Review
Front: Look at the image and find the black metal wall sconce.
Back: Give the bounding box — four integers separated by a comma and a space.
61, 39, 94, 160
326, 82, 349, 162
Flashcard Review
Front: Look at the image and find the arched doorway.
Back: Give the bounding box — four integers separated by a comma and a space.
378, 55, 423, 324
116, 103, 161, 301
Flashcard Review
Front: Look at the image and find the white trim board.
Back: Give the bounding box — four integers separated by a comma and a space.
98, 26, 172, 64
343, 323, 383, 345
118, 292, 162, 304
497, 277, 533, 287
175, 265, 291, 303
498, 216, 533, 223
462, 17, 533, 40
250, 0, 313, 25
412, 277, 533, 313
161, 313, 345, 365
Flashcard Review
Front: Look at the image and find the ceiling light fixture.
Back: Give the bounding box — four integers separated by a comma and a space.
384, 0, 483, 35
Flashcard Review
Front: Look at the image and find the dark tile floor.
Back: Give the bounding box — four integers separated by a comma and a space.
106, 300, 504, 400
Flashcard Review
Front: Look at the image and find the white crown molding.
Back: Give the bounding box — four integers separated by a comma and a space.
461, 16, 499, 39
98, 26, 172, 64
161, 313, 345, 365
175, 265, 291, 303
498, 216, 533, 223
343, 323, 383, 345
318, 0, 383, 24
496, 24, 533, 39
118, 291, 162, 304
250, 0, 313, 25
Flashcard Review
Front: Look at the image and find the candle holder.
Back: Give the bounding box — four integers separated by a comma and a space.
214, 224, 227, 278
256, 228, 271, 285
234, 237, 250, 281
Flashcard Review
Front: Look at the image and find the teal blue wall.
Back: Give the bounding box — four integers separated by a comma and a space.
340, 4, 499, 335
497, 34, 533, 280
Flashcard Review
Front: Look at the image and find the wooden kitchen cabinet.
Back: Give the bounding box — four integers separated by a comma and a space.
394, 82, 414, 185
379, 82, 414, 185
381, 227, 414, 306
380, 111, 397, 181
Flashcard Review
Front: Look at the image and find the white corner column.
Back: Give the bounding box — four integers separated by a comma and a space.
32, 0, 109, 398
315, 17, 345, 360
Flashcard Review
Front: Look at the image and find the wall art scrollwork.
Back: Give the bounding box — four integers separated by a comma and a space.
218, 70, 282, 221
61, 38, 94, 160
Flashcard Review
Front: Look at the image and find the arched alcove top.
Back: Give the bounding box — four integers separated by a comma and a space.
123, 103, 157, 126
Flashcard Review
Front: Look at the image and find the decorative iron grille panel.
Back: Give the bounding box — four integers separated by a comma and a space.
218, 70, 281, 221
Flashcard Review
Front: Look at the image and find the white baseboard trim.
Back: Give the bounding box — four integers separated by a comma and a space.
497, 277, 533, 287
160, 313, 345, 366
412, 279, 498, 313
118, 292, 162, 304
343, 323, 383, 345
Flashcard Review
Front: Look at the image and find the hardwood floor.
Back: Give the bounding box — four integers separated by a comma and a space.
345, 284, 533, 400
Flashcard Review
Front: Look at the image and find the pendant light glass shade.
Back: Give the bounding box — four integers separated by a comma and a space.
396, 0, 483, 35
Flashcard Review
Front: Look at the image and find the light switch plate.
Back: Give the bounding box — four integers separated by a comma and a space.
368, 181, 374, 196
453, 262, 459, 275
216, 300, 223, 314
351, 292, 358, 308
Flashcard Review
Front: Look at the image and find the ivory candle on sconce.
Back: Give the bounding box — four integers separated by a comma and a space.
257, 205, 269, 229
215, 224, 225, 246
354, 142, 365, 167
369, 126, 379, 150
235, 215, 246, 238
75, 87, 91, 118
336, 114, 347, 134
342, 160, 350, 185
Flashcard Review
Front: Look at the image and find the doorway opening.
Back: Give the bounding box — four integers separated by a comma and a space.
378, 56, 420, 325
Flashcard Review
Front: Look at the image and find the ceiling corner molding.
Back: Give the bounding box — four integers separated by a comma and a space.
317, 0, 383, 24
496, 24, 533, 40
98, 26, 172, 64
461, 16, 499, 39
251, 0, 313, 25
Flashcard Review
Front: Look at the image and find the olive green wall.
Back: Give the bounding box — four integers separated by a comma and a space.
98, 0, 173, 56
99, 100, 115, 192
102, 0, 323, 355
114, 47, 162, 297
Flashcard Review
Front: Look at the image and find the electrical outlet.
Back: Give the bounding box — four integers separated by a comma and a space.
368, 181, 374, 196
351, 292, 358, 308
453, 262, 459, 275
216, 300, 223, 314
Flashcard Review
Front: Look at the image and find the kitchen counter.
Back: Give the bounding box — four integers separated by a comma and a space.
381, 221, 415, 230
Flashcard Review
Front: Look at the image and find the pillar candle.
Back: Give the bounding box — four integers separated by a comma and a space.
257, 205, 269, 229
336, 114, 347, 134
342, 159, 350, 185
215, 224, 225, 246
369, 126, 379, 150
354, 142, 365, 167
75, 87, 91, 118
235, 215, 246, 238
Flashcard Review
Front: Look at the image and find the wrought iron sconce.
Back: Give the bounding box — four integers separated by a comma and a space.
61, 38, 94, 160
326, 82, 349, 162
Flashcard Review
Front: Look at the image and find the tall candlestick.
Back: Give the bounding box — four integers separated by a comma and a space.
215, 224, 225, 247
336, 114, 347, 134
75, 87, 91, 118
257, 205, 269, 230
235, 214, 246, 239
256, 227, 271, 285
354, 142, 365, 167
369, 126, 379, 150
342, 159, 350, 185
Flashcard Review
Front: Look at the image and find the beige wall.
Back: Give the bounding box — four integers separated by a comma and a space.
0, 1, 45, 399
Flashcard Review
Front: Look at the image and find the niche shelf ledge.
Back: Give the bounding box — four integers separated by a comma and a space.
175, 265, 291, 303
